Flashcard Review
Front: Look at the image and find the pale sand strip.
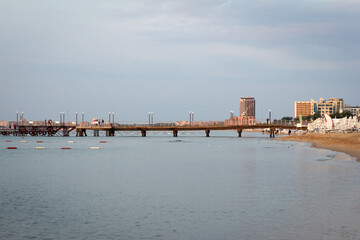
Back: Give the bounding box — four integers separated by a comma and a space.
277, 133, 360, 162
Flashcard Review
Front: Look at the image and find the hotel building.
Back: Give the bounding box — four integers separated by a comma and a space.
294, 97, 344, 118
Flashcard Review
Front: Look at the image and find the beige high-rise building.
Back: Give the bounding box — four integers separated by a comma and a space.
240, 97, 255, 117
294, 101, 312, 118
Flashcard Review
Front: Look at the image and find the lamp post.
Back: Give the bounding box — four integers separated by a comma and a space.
230, 110, 234, 118
109, 112, 111, 124
82, 112, 84, 123
76, 112, 78, 126
189, 111, 194, 125
269, 109, 271, 125
148, 112, 153, 126
112, 112, 115, 124
16, 112, 18, 126
63, 112, 65, 125
21, 112, 24, 123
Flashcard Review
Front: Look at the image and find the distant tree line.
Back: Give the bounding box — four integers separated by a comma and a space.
294, 111, 353, 122
273, 111, 354, 124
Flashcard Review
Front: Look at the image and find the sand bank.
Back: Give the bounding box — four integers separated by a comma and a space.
278, 133, 360, 161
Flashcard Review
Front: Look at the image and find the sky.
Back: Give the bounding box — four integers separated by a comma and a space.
1, 0, 359, 122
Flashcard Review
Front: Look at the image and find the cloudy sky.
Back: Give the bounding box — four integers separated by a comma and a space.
1, 0, 359, 122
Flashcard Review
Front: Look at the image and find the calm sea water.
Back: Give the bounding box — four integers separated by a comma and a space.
1, 131, 360, 240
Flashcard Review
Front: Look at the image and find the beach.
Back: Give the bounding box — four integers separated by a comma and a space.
278, 132, 360, 161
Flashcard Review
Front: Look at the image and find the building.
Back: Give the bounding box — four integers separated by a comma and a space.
240, 97, 255, 117
294, 100, 315, 118
317, 98, 343, 115
294, 97, 343, 118
344, 104, 360, 117
224, 116, 255, 125
225, 97, 255, 125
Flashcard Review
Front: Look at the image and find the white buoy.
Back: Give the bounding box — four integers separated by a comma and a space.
68, 141, 74, 143
90, 147, 101, 149
35, 147, 46, 149
21, 141, 28, 143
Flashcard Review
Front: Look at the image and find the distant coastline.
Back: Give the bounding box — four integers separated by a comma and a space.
278, 133, 360, 162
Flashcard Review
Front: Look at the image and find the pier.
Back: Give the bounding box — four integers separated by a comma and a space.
1, 122, 307, 138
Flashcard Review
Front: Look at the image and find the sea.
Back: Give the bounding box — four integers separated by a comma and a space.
1, 131, 360, 240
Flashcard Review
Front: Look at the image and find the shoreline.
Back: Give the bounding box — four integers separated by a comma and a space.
277, 133, 360, 162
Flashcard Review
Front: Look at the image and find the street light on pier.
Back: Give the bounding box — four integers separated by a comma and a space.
148, 112, 154, 126
76, 112, 78, 126
112, 112, 115, 124
16, 112, 18, 126
109, 112, 111, 124
21, 112, 24, 123
269, 109, 272, 125
82, 112, 84, 123
189, 111, 194, 125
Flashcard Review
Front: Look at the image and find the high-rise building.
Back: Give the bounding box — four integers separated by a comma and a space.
240, 97, 255, 117
294, 99, 317, 118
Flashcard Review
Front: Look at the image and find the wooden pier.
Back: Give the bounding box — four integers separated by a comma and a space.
75, 124, 307, 138
1, 123, 307, 138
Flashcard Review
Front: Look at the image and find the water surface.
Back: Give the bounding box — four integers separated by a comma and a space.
1, 132, 360, 240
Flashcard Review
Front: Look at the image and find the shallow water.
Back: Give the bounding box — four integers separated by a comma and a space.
1, 132, 360, 240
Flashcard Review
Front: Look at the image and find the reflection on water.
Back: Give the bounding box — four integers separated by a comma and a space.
1, 132, 360, 240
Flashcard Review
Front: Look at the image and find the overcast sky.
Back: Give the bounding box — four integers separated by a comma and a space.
1, 0, 359, 122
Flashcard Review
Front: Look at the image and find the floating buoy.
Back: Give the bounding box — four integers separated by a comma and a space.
36, 141, 43, 143
99, 141, 107, 143
61, 147, 71, 149
35, 147, 46, 149
5, 140, 12, 142
68, 141, 74, 143
21, 141, 28, 143
90, 147, 100, 149
7, 147, 17, 149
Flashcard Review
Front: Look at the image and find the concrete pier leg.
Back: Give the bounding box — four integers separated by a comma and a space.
173, 130, 178, 137
110, 129, 115, 136
205, 129, 210, 137
237, 129, 242, 137
141, 130, 146, 137
270, 128, 275, 138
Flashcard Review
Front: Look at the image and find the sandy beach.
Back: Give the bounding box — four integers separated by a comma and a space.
278, 133, 360, 161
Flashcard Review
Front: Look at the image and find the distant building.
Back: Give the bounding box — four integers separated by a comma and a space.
294, 97, 343, 118
225, 116, 255, 125
240, 97, 255, 117
225, 97, 255, 125
294, 100, 315, 118
317, 98, 343, 115
344, 104, 360, 117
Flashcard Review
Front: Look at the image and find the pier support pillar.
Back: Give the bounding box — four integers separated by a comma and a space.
94, 130, 99, 137
173, 130, 178, 137
237, 129, 242, 137
106, 129, 115, 137
76, 129, 87, 137
141, 130, 146, 137
205, 129, 210, 137
270, 128, 275, 138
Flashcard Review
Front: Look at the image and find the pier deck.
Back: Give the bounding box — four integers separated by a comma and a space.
1, 123, 307, 138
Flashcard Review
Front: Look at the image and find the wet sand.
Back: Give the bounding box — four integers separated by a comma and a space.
278, 133, 360, 161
